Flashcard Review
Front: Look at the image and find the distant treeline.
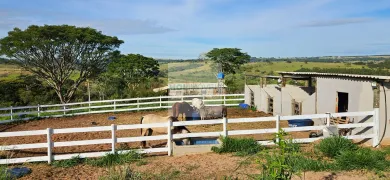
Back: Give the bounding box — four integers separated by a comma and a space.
295, 67, 390, 76
157, 56, 390, 64
250, 57, 390, 63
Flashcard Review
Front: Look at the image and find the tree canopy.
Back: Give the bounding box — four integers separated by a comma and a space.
0, 25, 124, 103
205, 48, 250, 74
106, 53, 160, 90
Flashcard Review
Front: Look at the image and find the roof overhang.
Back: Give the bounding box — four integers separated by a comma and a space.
277, 71, 390, 82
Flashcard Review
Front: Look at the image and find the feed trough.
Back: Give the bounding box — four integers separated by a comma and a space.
288, 119, 314, 132
172, 137, 222, 156
287, 119, 314, 127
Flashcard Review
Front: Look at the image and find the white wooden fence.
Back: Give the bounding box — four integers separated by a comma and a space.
0, 109, 379, 165
0, 94, 244, 124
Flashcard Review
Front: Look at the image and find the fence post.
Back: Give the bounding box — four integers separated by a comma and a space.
181, 96, 184, 102
114, 101, 116, 111
137, 98, 140, 111
167, 120, 173, 156
373, 108, 380, 147
223, 95, 226, 105
326, 112, 331, 126
223, 117, 228, 137
111, 124, 117, 153
47, 128, 53, 164
10, 106, 13, 121
160, 96, 162, 108
63, 105, 66, 115
89, 102, 91, 112
275, 115, 280, 143
37, 104, 40, 117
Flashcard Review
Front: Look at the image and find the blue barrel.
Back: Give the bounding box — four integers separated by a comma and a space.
188, 112, 200, 121
217, 72, 225, 79
287, 119, 314, 127
239, 103, 249, 109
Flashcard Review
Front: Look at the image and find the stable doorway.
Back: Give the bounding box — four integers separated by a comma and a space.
337, 92, 349, 113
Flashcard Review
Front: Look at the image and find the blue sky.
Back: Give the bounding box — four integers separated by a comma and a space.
1, 0, 390, 59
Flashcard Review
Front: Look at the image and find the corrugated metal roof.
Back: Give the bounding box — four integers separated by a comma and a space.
278, 72, 390, 80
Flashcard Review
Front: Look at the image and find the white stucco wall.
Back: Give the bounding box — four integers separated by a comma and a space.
302, 93, 316, 115
259, 88, 270, 113
379, 83, 390, 140
251, 86, 262, 111
244, 85, 252, 105
317, 78, 374, 137
281, 89, 292, 116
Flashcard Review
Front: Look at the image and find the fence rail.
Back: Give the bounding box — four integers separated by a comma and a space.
0, 109, 379, 165
0, 94, 245, 124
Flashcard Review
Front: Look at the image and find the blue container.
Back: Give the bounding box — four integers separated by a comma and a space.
108, 116, 116, 120
239, 103, 249, 109
188, 112, 200, 121
174, 138, 219, 146
287, 119, 314, 127
192, 138, 219, 145
217, 72, 225, 79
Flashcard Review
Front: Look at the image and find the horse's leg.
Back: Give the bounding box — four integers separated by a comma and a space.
146, 128, 153, 148
140, 128, 147, 148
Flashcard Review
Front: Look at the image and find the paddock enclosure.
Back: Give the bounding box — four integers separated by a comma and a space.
0, 107, 314, 159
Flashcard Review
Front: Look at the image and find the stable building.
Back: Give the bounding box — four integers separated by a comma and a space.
278, 72, 390, 141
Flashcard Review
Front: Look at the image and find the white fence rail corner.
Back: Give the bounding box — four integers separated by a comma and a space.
0, 108, 379, 165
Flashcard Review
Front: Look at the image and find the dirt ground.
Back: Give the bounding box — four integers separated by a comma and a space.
0, 108, 312, 158
14, 152, 387, 180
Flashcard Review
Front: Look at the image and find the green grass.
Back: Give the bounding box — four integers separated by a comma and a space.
99, 166, 143, 180
335, 147, 390, 171
315, 136, 358, 158
86, 150, 143, 167
52, 155, 85, 168
211, 136, 263, 156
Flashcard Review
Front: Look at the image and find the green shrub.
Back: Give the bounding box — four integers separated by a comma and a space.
52, 155, 84, 168
87, 150, 142, 167
259, 130, 302, 180
211, 136, 262, 156
316, 136, 358, 158
335, 148, 390, 171
0, 165, 12, 180
290, 155, 336, 172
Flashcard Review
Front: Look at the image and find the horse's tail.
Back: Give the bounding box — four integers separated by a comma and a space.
140, 116, 144, 136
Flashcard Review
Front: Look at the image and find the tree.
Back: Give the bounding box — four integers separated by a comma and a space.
205, 48, 250, 74
0, 25, 124, 103
106, 53, 160, 90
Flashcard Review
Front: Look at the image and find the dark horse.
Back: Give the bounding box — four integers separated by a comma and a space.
172, 101, 194, 121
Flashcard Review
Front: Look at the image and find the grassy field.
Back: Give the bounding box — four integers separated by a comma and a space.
160, 61, 366, 83
0, 61, 367, 84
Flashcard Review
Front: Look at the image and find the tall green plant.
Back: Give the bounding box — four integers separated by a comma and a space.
258, 130, 301, 180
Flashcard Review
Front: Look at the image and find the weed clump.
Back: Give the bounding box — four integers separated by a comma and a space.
211, 136, 262, 156
316, 136, 358, 158
52, 155, 85, 168
87, 150, 142, 167
335, 147, 390, 171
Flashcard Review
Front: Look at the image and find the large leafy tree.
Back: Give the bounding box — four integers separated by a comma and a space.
205, 48, 251, 74
0, 25, 124, 103
106, 53, 160, 90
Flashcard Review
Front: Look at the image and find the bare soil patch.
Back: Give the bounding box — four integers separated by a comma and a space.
15, 152, 385, 180
0, 108, 312, 158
